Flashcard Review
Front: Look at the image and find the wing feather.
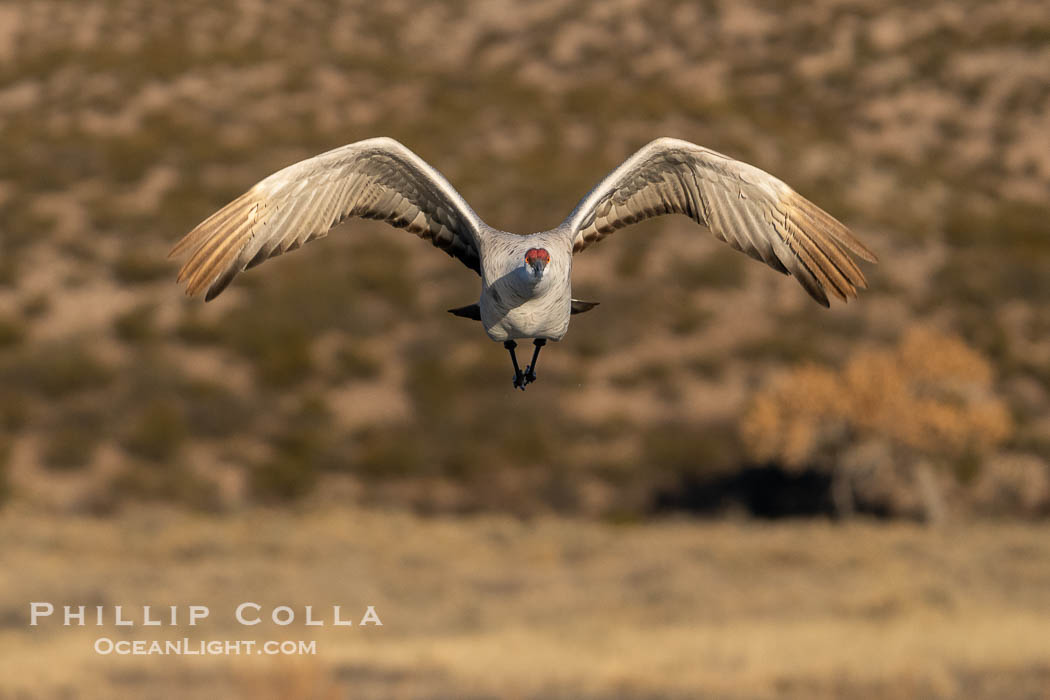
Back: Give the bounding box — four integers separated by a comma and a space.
564, 137, 877, 305
171, 137, 485, 300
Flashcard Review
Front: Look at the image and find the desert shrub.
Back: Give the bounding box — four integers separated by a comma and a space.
43, 422, 101, 471
216, 233, 417, 383
667, 304, 713, 336
740, 327, 1012, 520
609, 362, 682, 400
106, 463, 223, 513
403, 350, 467, 423
11, 344, 114, 399
944, 199, 1046, 254
251, 450, 319, 504
671, 251, 746, 290
971, 453, 1050, 518
642, 421, 742, 479
123, 399, 186, 463
736, 324, 830, 365
173, 310, 223, 345
344, 236, 418, 310
687, 355, 723, 379
0, 440, 10, 506
214, 255, 398, 385
60, 237, 102, 266
0, 257, 15, 287
226, 314, 314, 388
0, 392, 30, 432
113, 303, 156, 343
20, 294, 51, 319
179, 379, 255, 438
0, 315, 25, 348
332, 345, 382, 382
614, 242, 651, 278
349, 427, 424, 479
112, 251, 170, 284
931, 200, 1050, 308
250, 397, 334, 502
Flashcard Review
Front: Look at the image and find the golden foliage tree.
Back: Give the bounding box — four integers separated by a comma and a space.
740, 327, 1012, 520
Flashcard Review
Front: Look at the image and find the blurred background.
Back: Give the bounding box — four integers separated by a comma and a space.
1, 0, 1049, 697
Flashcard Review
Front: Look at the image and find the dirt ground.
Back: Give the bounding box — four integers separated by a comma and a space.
2, 506, 1049, 699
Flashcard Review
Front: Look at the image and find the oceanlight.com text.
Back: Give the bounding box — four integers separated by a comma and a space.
94, 638, 317, 656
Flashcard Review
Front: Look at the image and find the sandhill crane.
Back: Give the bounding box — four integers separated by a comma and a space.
170, 137, 877, 390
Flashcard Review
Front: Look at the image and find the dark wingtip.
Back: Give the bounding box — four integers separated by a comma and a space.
804, 282, 831, 308
204, 279, 227, 302
448, 304, 482, 320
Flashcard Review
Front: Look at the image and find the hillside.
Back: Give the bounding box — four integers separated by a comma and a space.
0, 0, 1048, 517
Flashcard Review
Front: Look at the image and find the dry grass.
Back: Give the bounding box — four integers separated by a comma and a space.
2, 506, 1050, 699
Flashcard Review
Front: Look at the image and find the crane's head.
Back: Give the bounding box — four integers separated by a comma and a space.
524, 247, 550, 279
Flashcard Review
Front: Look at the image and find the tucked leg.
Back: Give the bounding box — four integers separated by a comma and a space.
523, 339, 546, 386
505, 340, 526, 390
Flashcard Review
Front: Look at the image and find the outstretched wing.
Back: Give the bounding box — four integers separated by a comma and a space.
563, 137, 877, 306
170, 137, 484, 301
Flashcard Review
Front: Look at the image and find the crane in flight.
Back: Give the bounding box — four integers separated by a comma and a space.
170, 137, 877, 390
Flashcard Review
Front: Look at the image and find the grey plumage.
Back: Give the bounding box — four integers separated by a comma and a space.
448, 299, 600, 321
170, 136, 877, 380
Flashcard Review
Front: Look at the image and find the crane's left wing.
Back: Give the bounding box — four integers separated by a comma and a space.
563, 137, 877, 306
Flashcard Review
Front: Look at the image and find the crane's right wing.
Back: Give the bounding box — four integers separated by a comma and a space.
170, 137, 484, 301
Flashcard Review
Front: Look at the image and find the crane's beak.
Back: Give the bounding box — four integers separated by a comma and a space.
527, 257, 548, 276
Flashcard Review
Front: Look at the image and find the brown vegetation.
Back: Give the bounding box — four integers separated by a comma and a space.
741, 327, 1020, 520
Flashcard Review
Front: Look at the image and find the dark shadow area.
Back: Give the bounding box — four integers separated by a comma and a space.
652, 464, 837, 518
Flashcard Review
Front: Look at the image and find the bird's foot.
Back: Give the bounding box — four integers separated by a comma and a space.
520, 339, 544, 389
507, 339, 543, 391
506, 340, 527, 390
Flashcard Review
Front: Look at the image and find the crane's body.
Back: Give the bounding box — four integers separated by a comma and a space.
476, 227, 574, 343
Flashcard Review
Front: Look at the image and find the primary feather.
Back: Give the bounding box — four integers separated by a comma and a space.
564, 137, 877, 306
